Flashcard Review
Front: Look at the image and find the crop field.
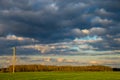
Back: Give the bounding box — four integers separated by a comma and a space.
0, 72, 120, 80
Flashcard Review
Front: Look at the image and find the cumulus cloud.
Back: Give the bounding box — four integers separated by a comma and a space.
1, 55, 120, 68
89, 27, 106, 35
71, 28, 83, 36
91, 16, 112, 25
114, 38, 120, 41
73, 35, 103, 43
5, 34, 37, 42
95, 8, 113, 15
71, 27, 106, 36
14, 35, 105, 56
0, 34, 38, 43
46, 3, 59, 11
89, 61, 99, 65
17, 43, 71, 55
64, 59, 76, 63
81, 29, 90, 34
78, 44, 98, 50
43, 57, 51, 62
19, 45, 53, 54
57, 58, 65, 62
0, 34, 39, 55
114, 38, 120, 43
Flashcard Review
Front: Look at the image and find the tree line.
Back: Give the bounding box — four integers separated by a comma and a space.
0, 65, 113, 72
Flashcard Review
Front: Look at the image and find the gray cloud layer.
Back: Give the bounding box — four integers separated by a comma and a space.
0, 0, 120, 55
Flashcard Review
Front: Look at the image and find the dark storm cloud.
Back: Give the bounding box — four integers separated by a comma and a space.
0, 0, 120, 55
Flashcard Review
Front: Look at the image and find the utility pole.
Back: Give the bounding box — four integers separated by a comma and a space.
12, 47, 16, 73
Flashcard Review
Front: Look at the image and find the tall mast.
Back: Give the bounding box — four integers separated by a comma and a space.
12, 47, 16, 73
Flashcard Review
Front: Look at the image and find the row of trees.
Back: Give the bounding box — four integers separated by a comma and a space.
0, 65, 113, 72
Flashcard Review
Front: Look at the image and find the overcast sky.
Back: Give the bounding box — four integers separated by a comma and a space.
0, 0, 120, 68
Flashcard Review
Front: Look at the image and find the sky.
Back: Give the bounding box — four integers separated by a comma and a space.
0, 0, 120, 68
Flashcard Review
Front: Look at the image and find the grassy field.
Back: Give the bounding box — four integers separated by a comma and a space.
0, 72, 120, 80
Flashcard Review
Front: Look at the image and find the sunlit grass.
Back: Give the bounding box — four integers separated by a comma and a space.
0, 72, 120, 80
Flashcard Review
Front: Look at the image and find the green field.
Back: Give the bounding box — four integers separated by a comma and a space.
0, 72, 120, 80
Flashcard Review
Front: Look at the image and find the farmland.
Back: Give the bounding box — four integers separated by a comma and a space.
0, 72, 120, 80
